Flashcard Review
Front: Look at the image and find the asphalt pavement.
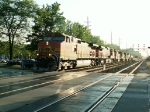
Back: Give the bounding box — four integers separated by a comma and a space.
112, 60, 150, 112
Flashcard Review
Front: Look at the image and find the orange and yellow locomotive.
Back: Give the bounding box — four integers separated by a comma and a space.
35, 33, 133, 71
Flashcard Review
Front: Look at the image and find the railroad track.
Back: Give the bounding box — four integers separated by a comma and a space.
32, 61, 142, 112
0, 72, 90, 98
85, 61, 143, 112
64, 60, 136, 72
0, 60, 143, 112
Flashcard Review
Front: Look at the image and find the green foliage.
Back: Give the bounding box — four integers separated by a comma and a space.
0, 1, 140, 59
64, 21, 104, 46
27, 2, 65, 51
105, 43, 121, 50
122, 48, 142, 57
0, 41, 9, 56
0, 0, 38, 59
0, 41, 35, 59
26, 2, 108, 51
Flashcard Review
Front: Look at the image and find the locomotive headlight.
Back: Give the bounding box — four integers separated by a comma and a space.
49, 54, 51, 56
46, 41, 49, 45
37, 53, 39, 56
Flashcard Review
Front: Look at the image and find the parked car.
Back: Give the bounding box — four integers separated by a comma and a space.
0, 59, 7, 63
7, 59, 21, 65
21, 59, 36, 69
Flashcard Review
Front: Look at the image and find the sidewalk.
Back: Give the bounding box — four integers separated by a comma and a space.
112, 60, 150, 112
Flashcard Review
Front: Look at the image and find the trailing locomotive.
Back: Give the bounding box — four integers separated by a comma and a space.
35, 33, 133, 71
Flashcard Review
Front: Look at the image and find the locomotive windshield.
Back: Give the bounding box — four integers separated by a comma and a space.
53, 36, 64, 42
44, 36, 64, 42
44, 37, 52, 40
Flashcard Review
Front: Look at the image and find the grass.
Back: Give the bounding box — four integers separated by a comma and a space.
0, 65, 21, 69
0, 65, 33, 71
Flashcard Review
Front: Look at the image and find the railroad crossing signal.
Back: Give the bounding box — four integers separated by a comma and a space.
138, 44, 139, 50
143, 44, 145, 50
132, 44, 149, 57
132, 44, 146, 51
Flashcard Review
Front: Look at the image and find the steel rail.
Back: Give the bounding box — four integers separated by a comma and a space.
85, 60, 143, 112
34, 61, 142, 112
34, 74, 113, 112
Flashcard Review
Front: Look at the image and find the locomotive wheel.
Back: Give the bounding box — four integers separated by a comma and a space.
60, 66, 64, 70
73, 63, 76, 68
69, 64, 73, 68
58, 63, 64, 70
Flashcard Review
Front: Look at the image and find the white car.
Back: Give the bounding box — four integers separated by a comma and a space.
0, 59, 7, 63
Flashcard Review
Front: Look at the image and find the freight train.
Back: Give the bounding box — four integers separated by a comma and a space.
35, 33, 133, 71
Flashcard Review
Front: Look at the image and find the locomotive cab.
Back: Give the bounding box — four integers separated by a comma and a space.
36, 34, 66, 71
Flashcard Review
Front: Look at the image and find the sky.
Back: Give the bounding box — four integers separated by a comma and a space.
35, 0, 150, 56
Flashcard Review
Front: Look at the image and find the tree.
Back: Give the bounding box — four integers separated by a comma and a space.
64, 20, 73, 36
122, 48, 141, 57
105, 43, 121, 50
27, 2, 105, 51
64, 21, 105, 46
27, 2, 66, 51
0, 41, 9, 56
0, 0, 38, 59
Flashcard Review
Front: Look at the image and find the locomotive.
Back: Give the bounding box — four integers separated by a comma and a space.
35, 33, 133, 71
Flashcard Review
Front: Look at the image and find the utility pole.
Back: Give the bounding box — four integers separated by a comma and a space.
85, 16, 91, 30
111, 31, 112, 44
126, 42, 128, 49
118, 37, 121, 47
